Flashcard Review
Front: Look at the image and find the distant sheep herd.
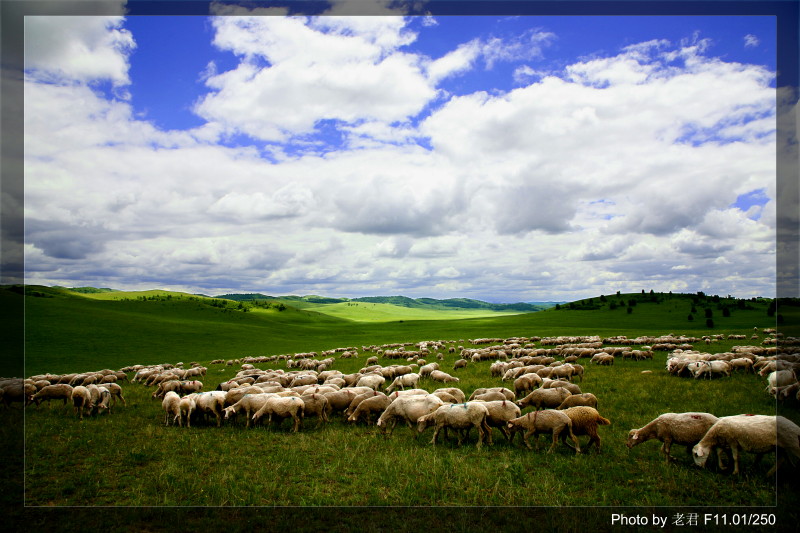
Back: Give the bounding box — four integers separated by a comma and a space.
5, 329, 800, 477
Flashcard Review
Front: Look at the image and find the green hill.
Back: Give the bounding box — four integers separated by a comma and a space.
4, 285, 780, 376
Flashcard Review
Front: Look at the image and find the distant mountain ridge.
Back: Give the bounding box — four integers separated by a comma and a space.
214, 293, 556, 312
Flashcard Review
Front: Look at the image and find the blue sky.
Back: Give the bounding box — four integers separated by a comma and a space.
22, 5, 778, 301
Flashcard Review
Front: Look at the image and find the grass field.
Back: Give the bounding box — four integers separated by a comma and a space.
6, 286, 799, 514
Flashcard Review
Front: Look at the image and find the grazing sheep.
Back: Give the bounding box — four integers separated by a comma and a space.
693, 415, 800, 476
590, 354, 614, 366
475, 400, 521, 444
429, 370, 460, 383
469, 387, 515, 402
162, 391, 182, 426
542, 380, 582, 395
299, 393, 331, 426
71, 385, 92, 419
471, 391, 508, 402
376, 394, 445, 437
347, 394, 392, 425
513, 374, 543, 399
30, 384, 73, 407
385, 373, 421, 393
430, 390, 459, 404
506, 410, 580, 453
419, 362, 440, 378
223, 393, 271, 428
561, 406, 610, 452
179, 380, 203, 394
416, 402, 491, 448
322, 389, 359, 416
435, 387, 466, 403
0, 380, 26, 408
626, 412, 719, 463
194, 391, 227, 427
517, 388, 572, 411
692, 361, 731, 379
355, 374, 386, 391
179, 395, 196, 427
345, 390, 386, 418
251, 396, 305, 432
453, 359, 468, 370
556, 393, 598, 410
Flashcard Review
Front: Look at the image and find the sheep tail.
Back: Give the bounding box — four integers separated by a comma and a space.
598, 415, 611, 425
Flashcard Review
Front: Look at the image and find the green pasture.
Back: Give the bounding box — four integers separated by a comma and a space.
7, 286, 799, 510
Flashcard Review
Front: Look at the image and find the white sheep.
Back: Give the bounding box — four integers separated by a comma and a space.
626, 412, 719, 463
434, 387, 466, 404
162, 391, 182, 426
429, 370, 460, 383
223, 393, 272, 428
376, 394, 444, 437
251, 396, 305, 432
416, 402, 491, 448
506, 410, 580, 453
355, 374, 386, 391
30, 384, 74, 407
473, 399, 521, 444
692, 414, 798, 475
692, 360, 731, 379
556, 393, 598, 410
385, 373, 421, 393
347, 394, 392, 425
517, 388, 571, 411
71, 385, 92, 419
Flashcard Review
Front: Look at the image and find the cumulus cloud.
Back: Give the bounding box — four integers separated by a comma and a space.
24, 15, 135, 87
23, 17, 777, 300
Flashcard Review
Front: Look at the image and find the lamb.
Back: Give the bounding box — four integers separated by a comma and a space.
429, 370, 460, 383
626, 412, 719, 463
376, 394, 444, 437
347, 394, 392, 425
474, 400, 521, 444
517, 388, 572, 411
251, 395, 305, 432
162, 391, 182, 426
385, 373, 421, 393
30, 384, 74, 407
561, 406, 610, 452
506, 410, 580, 453
693, 414, 800, 476
556, 393, 598, 410
71, 385, 92, 419
416, 402, 491, 448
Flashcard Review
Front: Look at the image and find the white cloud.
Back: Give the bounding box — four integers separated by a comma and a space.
744, 34, 760, 48
23, 18, 777, 301
24, 15, 135, 87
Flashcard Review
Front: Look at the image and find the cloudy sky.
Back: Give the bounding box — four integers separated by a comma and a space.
22, 3, 778, 302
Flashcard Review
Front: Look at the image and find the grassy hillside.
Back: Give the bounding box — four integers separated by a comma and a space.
299, 300, 526, 322
10, 286, 778, 376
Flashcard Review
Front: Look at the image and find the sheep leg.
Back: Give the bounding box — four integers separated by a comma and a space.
662, 439, 673, 463
731, 445, 741, 475
523, 429, 534, 450
548, 430, 559, 453
431, 426, 440, 445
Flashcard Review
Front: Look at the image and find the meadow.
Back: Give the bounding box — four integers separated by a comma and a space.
6, 286, 799, 514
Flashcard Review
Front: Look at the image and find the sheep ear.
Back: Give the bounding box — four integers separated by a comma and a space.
696, 449, 705, 457
632, 434, 638, 440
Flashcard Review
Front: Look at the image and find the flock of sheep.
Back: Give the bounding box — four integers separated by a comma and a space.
8, 329, 800, 478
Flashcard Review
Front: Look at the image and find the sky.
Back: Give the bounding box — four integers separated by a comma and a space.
22, 2, 779, 302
